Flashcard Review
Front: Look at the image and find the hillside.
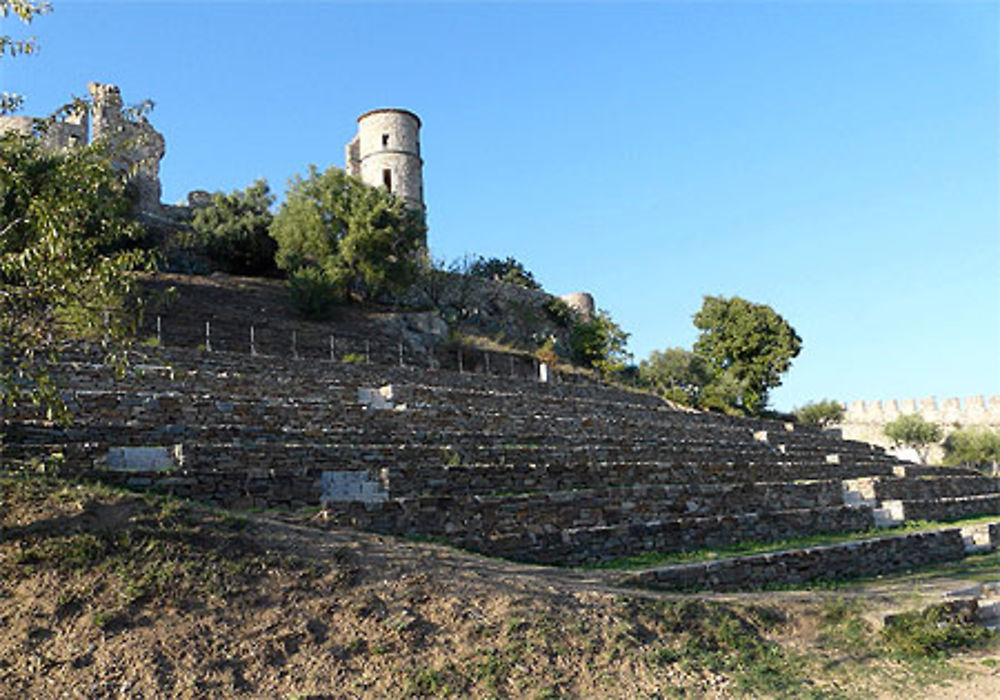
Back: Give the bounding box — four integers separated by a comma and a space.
3, 475, 1000, 698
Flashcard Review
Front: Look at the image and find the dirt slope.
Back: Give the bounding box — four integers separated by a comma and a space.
2, 476, 999, 699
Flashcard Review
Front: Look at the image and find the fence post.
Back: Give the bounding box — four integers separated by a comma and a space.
399, 339, 404, 367
365, 340, 371, 364
510, 355, 515, 377
292, 330, 299, 360
457, 348, 464, 373
484, 351, 490, 375
156, 315, 162, 347
205, 321, 212, 353
330, 335, 335, 362
250, 325, 257, 356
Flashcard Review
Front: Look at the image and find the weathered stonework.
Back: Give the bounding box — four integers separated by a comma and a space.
88, 82, 166, 212
839, 395, 1000, 463
345, 108, 424, 210
0, 82, 166, 214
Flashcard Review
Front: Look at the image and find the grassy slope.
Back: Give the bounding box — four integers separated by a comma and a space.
2, 475, 999, 699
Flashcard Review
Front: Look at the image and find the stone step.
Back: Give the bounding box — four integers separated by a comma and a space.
622, 527, 971, 592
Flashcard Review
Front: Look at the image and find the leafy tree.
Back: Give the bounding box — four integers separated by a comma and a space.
1, 1, 50, 115
569, 309, 631, 376
793, 399, 845, 428
639, 347, 713, 407
942, 428, 1000, 471
693, 295, 802, 415
1, 132, 149, 420
467, 255, 540, 290
884, 414, 942, 465
192, 179, 278, 276
270, 165, 426, 304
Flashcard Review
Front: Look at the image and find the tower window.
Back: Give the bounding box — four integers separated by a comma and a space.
383, 169, 392, 191
381, 133, 389, 147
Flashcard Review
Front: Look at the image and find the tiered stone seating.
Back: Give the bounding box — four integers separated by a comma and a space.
6, 343, 1000, 568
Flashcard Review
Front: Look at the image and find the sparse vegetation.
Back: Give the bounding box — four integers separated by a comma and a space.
1, 474, 999, 696
794, 398, 846, 428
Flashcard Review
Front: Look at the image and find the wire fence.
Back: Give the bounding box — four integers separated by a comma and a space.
142, 314, 547, 381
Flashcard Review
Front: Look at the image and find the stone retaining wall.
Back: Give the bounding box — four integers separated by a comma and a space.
625, 529, 967, 591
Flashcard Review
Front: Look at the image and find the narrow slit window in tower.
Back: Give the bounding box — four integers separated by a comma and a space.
383, 169, 392, 192
381, 133, 389, 147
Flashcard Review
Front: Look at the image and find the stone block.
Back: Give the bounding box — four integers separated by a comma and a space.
106, 445, 181, 472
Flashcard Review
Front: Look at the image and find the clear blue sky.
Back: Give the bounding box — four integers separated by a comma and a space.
4, 1, 998, 411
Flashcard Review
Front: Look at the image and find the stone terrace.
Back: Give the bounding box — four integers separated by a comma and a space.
5, 344, 1000, 568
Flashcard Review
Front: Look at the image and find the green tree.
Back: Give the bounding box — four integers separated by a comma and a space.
793, 399, 845, 428
569, 309, 631, 376
1, 1, 50, 115
639, 347, 713, 407
692, 295, 802, 415
884, 414, 942, 465
192, 179, 278, 276
467, 255, 540, 290
1, 132, 149, 420
270, 165, 426, 304
942, 428, 1000, 471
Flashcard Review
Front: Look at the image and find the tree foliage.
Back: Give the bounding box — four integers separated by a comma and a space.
639, 347, 712, 407
884, 414, 942, 465
270, 166, 426, 305
793, 399, 845, 428
1, 133, 149, 419
692, 295, 802, 415
467, 255, 540, 290
569, 309, 631, 376
942, 428, 1000, 470
0, 1, 50, 115
192, 179, 277, 276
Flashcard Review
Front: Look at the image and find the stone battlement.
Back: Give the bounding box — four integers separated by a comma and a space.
843, 395, 1000, 425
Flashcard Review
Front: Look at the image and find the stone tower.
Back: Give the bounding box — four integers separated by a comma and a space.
345, 108, 424, 210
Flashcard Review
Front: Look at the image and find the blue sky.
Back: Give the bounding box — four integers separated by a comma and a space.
3, 1, 998, 411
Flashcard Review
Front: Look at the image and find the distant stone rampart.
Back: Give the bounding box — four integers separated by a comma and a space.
839, 395, 1000, 463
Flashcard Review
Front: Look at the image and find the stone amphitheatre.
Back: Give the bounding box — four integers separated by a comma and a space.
4, 88, 1000, 696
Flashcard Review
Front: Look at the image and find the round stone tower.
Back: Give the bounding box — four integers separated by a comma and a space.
345, 108, 424, 210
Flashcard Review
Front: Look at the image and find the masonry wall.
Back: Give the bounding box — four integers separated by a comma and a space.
839, 395, 1000, 463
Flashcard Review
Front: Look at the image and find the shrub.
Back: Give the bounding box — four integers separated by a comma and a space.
793, 399, 845, 428
271, 166, 425, 302
192, 179, 278, 276
287, 267, 342, 320
568, 310, 631, 376
884, 414, 942, 464
942, 427, 1000, 469
466, 255, 540, 289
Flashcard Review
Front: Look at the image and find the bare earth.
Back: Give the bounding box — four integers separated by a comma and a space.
2, 478, 999, 699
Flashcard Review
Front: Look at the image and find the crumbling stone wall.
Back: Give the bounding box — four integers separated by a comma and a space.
88, 82, 165, 212
0, 82, 166, 214
839, 395, 1000, 463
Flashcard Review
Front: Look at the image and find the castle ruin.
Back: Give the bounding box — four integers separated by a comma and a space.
839, 395, 1000, 463
345, 108, 425, 210
0, 82, 166, 213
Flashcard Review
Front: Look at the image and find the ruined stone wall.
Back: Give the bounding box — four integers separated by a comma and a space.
839, 395, 1000, 463
0, 115, 87, 150
88, 82, 165, 212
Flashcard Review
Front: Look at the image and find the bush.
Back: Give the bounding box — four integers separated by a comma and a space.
942, 427, 1000, 469
466, 255, 540, 290
192, 179, 278, 276
271, 166, 425, 302
286, 267, 342, 320
793, 399, 844, 428
884, 414, 942, 464
569, 310, 631, 376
